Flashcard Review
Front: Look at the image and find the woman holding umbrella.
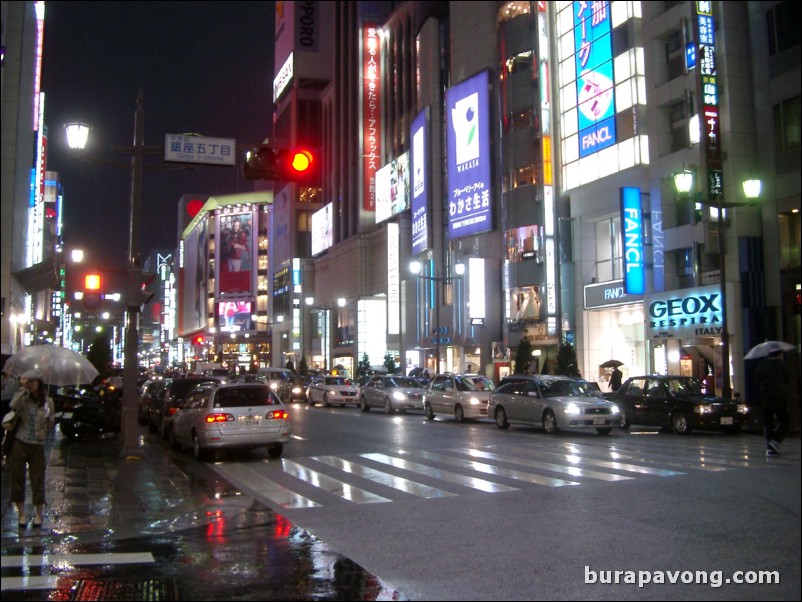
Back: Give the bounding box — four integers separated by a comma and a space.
7, 369, 55, 529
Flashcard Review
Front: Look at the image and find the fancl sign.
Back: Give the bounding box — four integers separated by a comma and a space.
646, 284, 723, 339
584, 279, 641, 309
620, 187, 644, 295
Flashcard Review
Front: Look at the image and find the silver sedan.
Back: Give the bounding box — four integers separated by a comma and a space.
488, 375, 620, 435
423, 373, 495, 422
359, 375, 426, 413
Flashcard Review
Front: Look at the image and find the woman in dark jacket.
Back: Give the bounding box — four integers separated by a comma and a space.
8, 369, 55, 528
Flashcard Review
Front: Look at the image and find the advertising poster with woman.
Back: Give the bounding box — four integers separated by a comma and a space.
217, 212, 253, 295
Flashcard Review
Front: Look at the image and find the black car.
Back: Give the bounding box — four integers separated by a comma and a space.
603, 375, 750, 434
277, 376, 308, 403
148, 376, 222, 438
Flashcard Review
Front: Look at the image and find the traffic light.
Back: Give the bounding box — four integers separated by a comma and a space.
193, 335, 205, 345
126, 268, 157, 311
84, 273, 102, 291
82, 272, 103, 312
241, 145, 317, 182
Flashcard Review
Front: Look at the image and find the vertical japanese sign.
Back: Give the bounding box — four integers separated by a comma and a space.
695, 1, 723, 196
446, 70, 492, 238
362, 24, 381, 212
410, 108, 430, 254
620, 187, 644, 295
573, 0, 616, 158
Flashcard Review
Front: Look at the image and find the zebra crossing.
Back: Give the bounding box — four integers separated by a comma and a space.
213, 436, 776, 512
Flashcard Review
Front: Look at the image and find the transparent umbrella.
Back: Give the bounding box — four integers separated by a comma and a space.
744, 341, 795, 361
3, 345, 99, 386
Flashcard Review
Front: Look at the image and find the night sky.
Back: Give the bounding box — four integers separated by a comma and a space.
41, 1, 275, 270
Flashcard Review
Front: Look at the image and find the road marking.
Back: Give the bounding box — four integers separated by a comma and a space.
459, 448, 635, 481
281, 459, 392, 503
223, 462, 321, 508
312, 455, 457, 498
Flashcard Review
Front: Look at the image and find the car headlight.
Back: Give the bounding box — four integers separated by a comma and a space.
292, 387, 302, 394
469, 397, 481, 406
695, 404, 712, 414
737, 403, 749, 414
610, 404, 620, 414
392, 391, 407, 401
564, 402, 581, 415
270, 382, 279, 390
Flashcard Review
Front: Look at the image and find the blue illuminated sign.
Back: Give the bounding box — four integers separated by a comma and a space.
410, 109, 429, 254
620, 187, 644, 295
685, 42, 697, 70
446, 70, 492, 238
573, 1, 616, 158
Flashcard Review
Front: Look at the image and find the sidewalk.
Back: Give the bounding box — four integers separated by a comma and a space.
1, 429, 403, 600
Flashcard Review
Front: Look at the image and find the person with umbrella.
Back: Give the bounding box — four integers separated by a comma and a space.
609, 366, 623, 392
7, 369, 55, 529
755, 345, 792, 456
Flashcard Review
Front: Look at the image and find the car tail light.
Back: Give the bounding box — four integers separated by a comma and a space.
267, 409, 289, 420
167, 407, 179, 417
205, 413, 234, 423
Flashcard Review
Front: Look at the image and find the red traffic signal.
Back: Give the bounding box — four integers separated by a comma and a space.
242, 145, 317, 182
84, 273, 102, 291
193, 335, 205, 345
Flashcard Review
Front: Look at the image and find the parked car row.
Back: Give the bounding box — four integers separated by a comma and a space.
139, 371, 750, 463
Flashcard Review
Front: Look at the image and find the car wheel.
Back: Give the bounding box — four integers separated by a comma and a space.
192, 432, 208, 461
424, 402, 435, 421
267, 443, 283, 459
596, 427, 612, 435
360, 396, 370, 412
618, 408, 630, 429
454, 405, 465, 423
672, 411, 691, 435
542, 410, 559, 434
169, 427, 181, 451
323, 394, 330, 408
384, 398, 394, 414
495, 407, 510, 430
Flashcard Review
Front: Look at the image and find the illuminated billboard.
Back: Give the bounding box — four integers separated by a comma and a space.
362, 24, 381, 211
446, 70, 492, 238
217, 211, 254, 296
311, 203, 333, 256
217, 301, 253, 333
375, 152, 410, 224
410, 109, 430, 254
505, 224, 544, 264
181, 219, 208, 335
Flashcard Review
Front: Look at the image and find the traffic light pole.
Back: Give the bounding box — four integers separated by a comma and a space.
121, 92, 145, 458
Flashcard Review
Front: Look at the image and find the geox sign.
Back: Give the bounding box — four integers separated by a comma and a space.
646, 284, 723, 339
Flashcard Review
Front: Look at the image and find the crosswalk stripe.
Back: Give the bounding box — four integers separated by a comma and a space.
459, 448, 635, 481
224, 462, 321, 509
552, 440, 737, 471
312, 455, 457, 499
360, 452, 520, 493
407, 449, 580, 487
1, 576, 60, 592
1, 552, 154, 568
281, 459, 392, 503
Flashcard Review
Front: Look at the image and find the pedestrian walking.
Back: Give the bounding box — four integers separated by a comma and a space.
7, 369, 55, 529
755, 349, 791, 456
609, 366, 623, 392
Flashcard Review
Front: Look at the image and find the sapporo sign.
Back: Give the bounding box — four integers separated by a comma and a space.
646, 284, 723, 339
164, 134, 236, 166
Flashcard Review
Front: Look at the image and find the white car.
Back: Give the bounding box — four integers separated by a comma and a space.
488, 374, 620, 435
307, 375, 360, 407
359, 375, 426, 413
423, 373, 495, 422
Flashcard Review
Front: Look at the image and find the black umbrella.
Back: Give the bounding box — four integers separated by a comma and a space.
600, 359, 624, 369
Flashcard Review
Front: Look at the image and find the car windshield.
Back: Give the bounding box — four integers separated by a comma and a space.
387, 377, 421, 388
666, 378, 705, 395
325, 377, 352, 386
213, 386, 278, 408
541, 379, 593, 398
456, 376, 495, 391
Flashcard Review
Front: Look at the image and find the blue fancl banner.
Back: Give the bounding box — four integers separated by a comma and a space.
446, 70, 492, 239
620, 187, 644, 295
410, 109, 429, 254
574, 1, 616, 158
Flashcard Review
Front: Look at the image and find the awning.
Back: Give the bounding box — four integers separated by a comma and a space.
12, 260, 58, 295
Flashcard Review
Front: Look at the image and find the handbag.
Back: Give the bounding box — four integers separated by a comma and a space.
2, 410, 19, 457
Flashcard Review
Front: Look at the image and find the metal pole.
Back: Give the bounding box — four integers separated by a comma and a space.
717, 204, 731, 399
434, 276, 441, 374
121, 92, 144, 456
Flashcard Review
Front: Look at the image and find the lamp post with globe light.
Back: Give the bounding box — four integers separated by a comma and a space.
673, 169, 762, 399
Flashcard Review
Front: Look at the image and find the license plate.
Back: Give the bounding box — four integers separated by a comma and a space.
242, 415, 261, 426
721, 416, 733, 425
593, 417, 606, 425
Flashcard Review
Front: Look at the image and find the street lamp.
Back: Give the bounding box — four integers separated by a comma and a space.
673, 169, 762, 399
409, 260, 465, 374
66, 92, 145, 457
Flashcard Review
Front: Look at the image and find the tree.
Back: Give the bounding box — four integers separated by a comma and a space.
383, 352, 397, 374
357, 353, 371, 379
513, 337, 533, 374
284, 358, 295, 373
86, 333, 113, 380
297, 356, 309, 376
556, 342, 581, 377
